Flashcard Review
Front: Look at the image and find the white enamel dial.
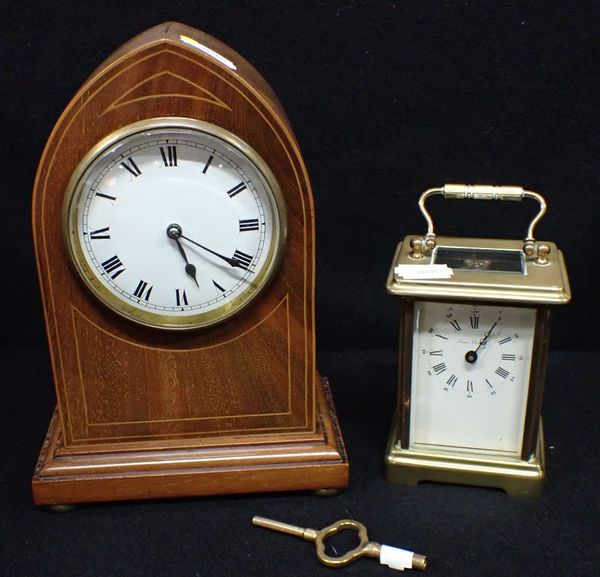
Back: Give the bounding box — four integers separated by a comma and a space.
65, 119, 285, 329
410, 301, 536, 458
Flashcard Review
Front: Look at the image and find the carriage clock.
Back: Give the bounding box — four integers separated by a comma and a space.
385, 185, 571, 497
31, 22, 348, 505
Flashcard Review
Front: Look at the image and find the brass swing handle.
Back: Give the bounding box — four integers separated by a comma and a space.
411, 184, 550, 264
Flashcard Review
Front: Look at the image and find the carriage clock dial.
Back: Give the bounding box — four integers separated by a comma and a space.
411, 301, 535, 457
65, 118, 285, 330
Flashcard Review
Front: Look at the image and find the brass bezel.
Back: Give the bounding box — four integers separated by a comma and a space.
63, 117, 287, 331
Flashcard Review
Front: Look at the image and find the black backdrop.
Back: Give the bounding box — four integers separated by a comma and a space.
2, 2, 599, 577
2, 0, 599, 352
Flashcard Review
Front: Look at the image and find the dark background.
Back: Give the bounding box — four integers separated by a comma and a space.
1, 1, 598, 576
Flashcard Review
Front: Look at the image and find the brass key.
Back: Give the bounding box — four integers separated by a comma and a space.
252, 516, 427, 571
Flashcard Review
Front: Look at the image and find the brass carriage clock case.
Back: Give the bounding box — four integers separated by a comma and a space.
386, 185, 571, 497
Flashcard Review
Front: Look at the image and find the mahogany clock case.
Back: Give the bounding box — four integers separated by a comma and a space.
30, 23, 348, 504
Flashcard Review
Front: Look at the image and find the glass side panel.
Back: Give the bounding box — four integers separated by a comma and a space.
433, 247, 525, 274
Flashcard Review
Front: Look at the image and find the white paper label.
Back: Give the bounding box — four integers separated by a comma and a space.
380, 545, 414, 571
394, 264, 453, 280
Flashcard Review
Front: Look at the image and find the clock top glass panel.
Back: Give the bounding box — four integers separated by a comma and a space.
65, 118, 286, 330
410, 300, 536, 460
432, 247, 525, 274
387, 236, 571, 305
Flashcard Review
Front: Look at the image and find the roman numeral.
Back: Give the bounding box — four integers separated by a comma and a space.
89, 226, 110, 240
213, 280, 226, 293
429, 350, 443, 356
232, 249, 253, 267
226, 182, 247, 198
432, 362, 447, 375
160, 146, 177, 167
495, 366, 510, 379
466, 380, 474, 396
486, 378, 496, 395
470, 316, 479, 329
501, 353, 516, 361
449, 319, 461, 332
202, 154, 214, 174
434, 333, 448, 340
239, 218, 259, 232
499, 336, 513, 345
101, 255, 125, 279
133, 280, 153, 301
120, 157, 142, 177
95, 191, 117, 201
175, 289, 188, 306
446, 374, 458, 388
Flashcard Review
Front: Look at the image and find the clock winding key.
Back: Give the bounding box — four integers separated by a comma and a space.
252, 516, 427, 572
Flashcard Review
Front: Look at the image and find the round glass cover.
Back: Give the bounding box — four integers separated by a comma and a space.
64, 118, 286, 330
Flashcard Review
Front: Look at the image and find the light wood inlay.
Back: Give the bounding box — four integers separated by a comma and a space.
101, 69, 232, 115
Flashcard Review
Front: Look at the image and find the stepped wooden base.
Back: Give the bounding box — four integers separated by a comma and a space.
33, 377, 348, 506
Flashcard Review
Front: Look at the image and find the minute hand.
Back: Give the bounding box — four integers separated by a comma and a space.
180, 234, 254, 272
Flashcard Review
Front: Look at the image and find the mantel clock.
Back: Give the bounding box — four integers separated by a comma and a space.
385, 185, 570, 497
32, 22, 348, 505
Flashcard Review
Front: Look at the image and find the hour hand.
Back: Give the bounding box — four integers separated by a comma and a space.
167, 223, 199, 286
182, 259, 199, 287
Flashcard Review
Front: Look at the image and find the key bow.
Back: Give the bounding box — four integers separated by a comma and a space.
315, 519, 380, 567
